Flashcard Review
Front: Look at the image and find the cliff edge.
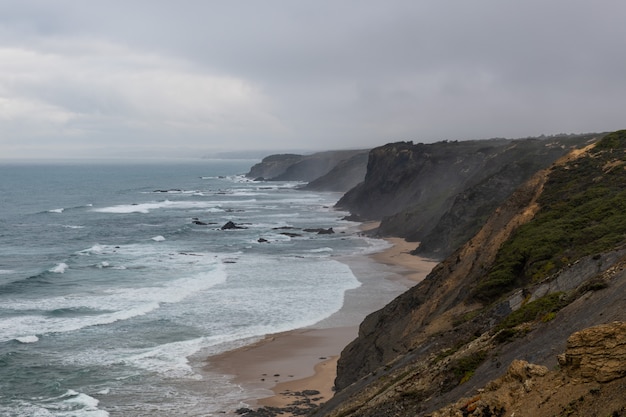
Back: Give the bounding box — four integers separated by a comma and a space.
312, 130, 626, 417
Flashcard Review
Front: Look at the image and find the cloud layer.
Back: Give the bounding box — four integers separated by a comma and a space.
1, 1, 625, 158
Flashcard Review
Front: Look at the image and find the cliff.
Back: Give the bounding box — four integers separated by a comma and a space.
336, 134, 600, 259
245, 149, 368, 191
311, 130, 626, 417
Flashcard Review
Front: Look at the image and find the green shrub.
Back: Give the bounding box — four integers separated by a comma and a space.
473, 130, 626, 301
497, 292, 566, 331
451, 350, 488, 384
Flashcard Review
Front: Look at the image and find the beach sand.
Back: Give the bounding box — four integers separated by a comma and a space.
207, 226, 439, 415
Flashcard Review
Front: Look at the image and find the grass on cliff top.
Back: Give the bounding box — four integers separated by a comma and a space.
474, 130, 626, 301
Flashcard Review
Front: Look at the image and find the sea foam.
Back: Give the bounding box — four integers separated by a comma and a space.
49, 263, 69, 274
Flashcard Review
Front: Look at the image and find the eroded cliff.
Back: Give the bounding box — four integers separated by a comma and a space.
312, 130, 626, 417
336, 134, 600, 259
245, 149, 368, 191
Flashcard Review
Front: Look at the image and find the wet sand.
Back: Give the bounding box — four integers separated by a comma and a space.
206, 227, 439, 415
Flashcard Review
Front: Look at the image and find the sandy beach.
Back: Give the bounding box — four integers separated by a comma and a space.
207, 227, 439, 415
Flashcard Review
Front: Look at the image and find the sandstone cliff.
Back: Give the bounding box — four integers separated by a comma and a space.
431, 322, 626, 417
312, 130, 626, 417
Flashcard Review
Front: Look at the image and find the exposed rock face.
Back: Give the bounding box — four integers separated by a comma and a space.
303, 151, 369, 192
246, 154, 303, 180
559, 321, 626, 383
337, 135, 599, 258
431, 323, 626, 417
245, 150, 368, 184
312, 130, 626, 417
334, 171, 549, 391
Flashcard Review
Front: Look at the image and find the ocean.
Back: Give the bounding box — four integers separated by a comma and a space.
0, 159, 408, 416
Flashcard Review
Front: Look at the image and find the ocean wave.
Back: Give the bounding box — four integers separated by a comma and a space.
15, 335, 39, 343
49, 263, 69, 274
0, 257, 227, 342
91, 199, 255, 214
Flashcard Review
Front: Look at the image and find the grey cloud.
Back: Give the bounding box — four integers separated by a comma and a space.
0, 0, 625, 158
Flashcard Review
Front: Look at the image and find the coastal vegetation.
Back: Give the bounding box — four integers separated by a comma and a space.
474, 130, 626, 301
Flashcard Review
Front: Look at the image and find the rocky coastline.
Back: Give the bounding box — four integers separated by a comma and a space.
231, 131, 626, 417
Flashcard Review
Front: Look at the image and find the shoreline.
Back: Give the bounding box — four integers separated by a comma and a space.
206, 226, 439, 415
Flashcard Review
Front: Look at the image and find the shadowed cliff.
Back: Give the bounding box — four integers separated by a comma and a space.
245, 149, 369, 191
336, 134, 600, 259
311, 130, 626, 417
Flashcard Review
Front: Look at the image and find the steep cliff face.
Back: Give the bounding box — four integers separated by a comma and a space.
245, 149, 368, 187
337, 135, 599, 258
313, 130, 626, 417
302, 151, 369, 192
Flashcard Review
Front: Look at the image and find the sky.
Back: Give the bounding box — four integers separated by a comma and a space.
1, 1, 625, 159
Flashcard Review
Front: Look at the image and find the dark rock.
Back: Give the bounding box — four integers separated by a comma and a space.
280, 232, 301, 237
303, 228, 335, 234
221, 221, 246, 230
258, 238, 269, 243
192, 220, 208, 225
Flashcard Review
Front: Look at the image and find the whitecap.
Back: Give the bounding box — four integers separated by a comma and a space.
60, 390, 109, 417
309, 247, 334, 253
49, 263, 69, 274
0, 255, 227, 342
15, 335, 39, 343
62, 225, 86, 229
92, 200, 237, 214
151, 235, 166, 242
49, 208, 64, 213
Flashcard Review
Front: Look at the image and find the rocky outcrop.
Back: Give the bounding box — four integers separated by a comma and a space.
559, 322, 626, 383
431, 323, 626, 417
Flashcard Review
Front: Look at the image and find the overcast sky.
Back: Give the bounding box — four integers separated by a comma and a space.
1, 1, 625, 159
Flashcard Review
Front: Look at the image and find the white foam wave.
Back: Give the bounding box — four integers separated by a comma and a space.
56, 390, 110, 417
92, 199, 247, 214
49, 263, 69, 274
0, 269, 14, 274
62, 225, 86, 229
15, 335, 39, 343
151, 235, 166, 242
2, 390, 110, 417
49, 208, 64, 213
309, 247, 334, 253
0, 257, 227, 342
78, 244, 108, 255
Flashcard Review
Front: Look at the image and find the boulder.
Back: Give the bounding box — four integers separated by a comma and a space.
558, 321, 626, 382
